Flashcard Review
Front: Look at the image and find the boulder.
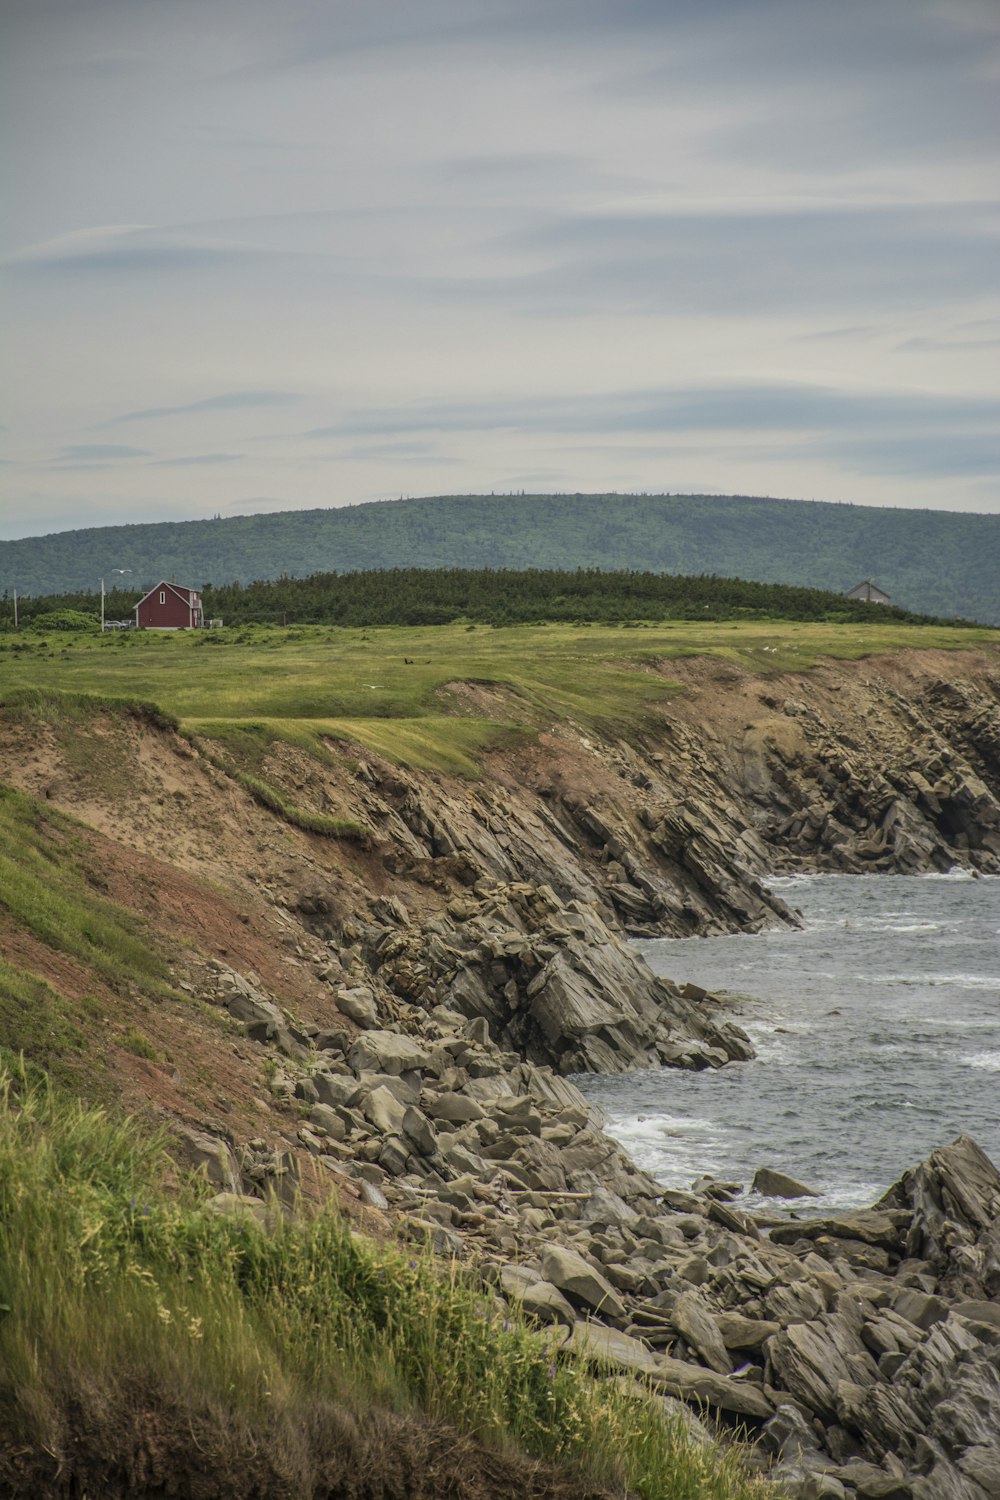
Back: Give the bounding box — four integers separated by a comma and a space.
769, 1209, 905, 1250
424, 1091, 484, 1124
362, 1085, 407, 1136
521, 1281, 577, 1327
767, 1318, 878, 1424
566, 1323, 661, 1376
672, 1291, 732, 1374
401, 1105, 438, 1158
312, 1071, 363, 1110
173, 1124, 240, 1194
309, 1104, 347, 1141
650, 1356, 774, 1420
716, 1311, 781, 1350
348, 1030, 431, 1077
336, 986, 379, 1028
539, 1245, 627, 1320
878, 1135, 1000, 1297
753, 1167, 820, 1199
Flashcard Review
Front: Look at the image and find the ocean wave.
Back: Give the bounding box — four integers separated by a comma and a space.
864, 973, 1000, 989
961, 1051, 1000, 1073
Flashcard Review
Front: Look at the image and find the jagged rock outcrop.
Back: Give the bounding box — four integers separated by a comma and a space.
355, 878, 755, 1075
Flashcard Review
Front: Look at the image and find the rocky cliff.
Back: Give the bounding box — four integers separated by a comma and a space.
3, 645, 1000, 1499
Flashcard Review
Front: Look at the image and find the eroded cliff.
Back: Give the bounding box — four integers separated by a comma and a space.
2, 645, 1000, 1499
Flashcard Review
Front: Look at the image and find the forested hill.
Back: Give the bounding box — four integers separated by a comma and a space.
3, 493, 998, 623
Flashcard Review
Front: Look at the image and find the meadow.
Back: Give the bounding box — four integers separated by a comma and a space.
3, 617, 996, 775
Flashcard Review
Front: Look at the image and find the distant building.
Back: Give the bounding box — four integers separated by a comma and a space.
134, 581, 204, 629
846, 580, 891, 606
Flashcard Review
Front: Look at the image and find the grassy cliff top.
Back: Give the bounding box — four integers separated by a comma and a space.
2, 617, 997, 775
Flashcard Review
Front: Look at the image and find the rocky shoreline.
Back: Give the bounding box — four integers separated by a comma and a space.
197, 941, 1000, 1500
5, 648, 1000, 1497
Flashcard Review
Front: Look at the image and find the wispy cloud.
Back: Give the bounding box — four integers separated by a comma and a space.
150, 453, 244, 467
306, 383, 999, 441
59, 443, 151, 461
108, 392, 300, 426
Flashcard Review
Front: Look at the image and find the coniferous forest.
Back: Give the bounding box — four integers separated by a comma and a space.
7, 566, 959, 632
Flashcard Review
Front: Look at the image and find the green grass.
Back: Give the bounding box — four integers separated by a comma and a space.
0, 783, 168, 994
2, 619, 996, 774
0, 782, 180, 1092
0, 960, 89, 1089
0, 1062, 775, 1499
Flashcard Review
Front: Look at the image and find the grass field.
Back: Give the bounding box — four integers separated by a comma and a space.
2, 619, 997, 773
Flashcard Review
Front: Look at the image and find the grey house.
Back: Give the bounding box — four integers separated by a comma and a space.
846, 580, 891, 605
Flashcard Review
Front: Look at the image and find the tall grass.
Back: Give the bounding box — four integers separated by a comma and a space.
0, 1062, 775, 1499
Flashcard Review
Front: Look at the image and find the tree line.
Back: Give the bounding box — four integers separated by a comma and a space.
3, 567, 953, 631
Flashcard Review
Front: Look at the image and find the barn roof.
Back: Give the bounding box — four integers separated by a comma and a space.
135, 580, 201, 606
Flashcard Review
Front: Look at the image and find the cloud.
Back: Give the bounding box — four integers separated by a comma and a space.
305, 383, 999, 442
334, 440, 442, 461
59, 443, 150, 460
495, 204, 1000, 317
896, 335, 1000, 352
4, 224, 258, 277
150, 453, 244, 467
826, 432, 1000, 479
108, 392, 300, 425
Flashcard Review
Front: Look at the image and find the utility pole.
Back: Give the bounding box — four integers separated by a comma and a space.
101, 568, 131, 629
12, 587, 17, 630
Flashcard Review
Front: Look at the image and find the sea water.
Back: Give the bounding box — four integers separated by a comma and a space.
576, 873, 1000, 1213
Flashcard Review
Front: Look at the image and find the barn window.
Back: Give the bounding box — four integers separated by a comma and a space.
159, 591, 165, 604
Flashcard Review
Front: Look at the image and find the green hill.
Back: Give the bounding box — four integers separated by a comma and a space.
2, 493, 997, 623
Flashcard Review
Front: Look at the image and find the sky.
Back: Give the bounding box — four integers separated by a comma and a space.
1, 0, 998, 540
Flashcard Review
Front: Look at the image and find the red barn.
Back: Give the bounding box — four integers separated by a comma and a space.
134, 581, 204, 630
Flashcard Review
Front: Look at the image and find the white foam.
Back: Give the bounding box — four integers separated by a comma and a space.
865, 973, 1000, 989
962, 1051, 1000, 1073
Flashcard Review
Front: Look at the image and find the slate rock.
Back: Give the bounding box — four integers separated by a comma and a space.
312, 1071, 363, 1110
348, 1030, 431, 1077
672, 1291, 732, 1374
753, 1166, 820, 1199
539, 1244, 627, 1319
650, 1356, 774, 1419
566, 1322, 661, 1376
336, 986, 379, 1028
362, 1085, 407, 1136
